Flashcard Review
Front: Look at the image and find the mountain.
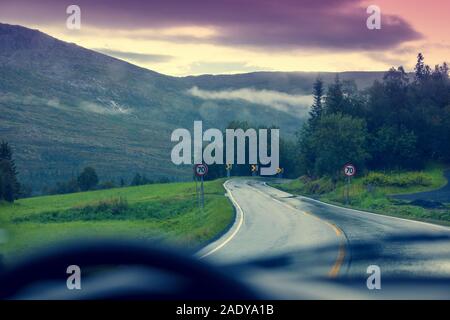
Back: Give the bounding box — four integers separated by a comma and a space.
0, 23, 384, 193
182, 71, 385, 94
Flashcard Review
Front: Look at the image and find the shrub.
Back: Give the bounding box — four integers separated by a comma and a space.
304, 177, 335, 195
362, 172, 432, 187
77, 197, 129, 215
362, 172, 389, 186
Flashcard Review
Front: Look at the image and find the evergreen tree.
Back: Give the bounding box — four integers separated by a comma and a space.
0, 141, 20, 202
77, 167, 98, 191
324, 75, 344, 114
414, 53, 431, 82
310, 113, 369, 180
308, 78, 324, 129
131, 173, 142, 186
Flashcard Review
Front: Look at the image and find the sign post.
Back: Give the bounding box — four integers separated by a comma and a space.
225, 164, 232, 178
194, 163, 208, 209
276, 167, 283, 179
194, 173, 200, 208
343, 163, 356, 205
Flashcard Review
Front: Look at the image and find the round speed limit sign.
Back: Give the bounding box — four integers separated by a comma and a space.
194, 163, 208, 177
343, 163, 356, 177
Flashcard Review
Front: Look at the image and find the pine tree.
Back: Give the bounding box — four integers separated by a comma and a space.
414, 53, 430, 82
0, 141, 20, 202
308, 78, 324, 129
324, 75, 344, 114
0, 141, 17, 175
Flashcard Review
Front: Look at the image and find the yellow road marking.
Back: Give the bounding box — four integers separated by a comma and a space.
250, 184, 347, 278
328, 239, 346, 277
199, 181, 347, 278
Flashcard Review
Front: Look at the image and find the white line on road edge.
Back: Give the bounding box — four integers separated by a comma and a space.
197, 180, 244, 259
262, 182, 450, 232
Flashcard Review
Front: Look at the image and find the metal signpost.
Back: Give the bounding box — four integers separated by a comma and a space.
276, 167, 283, 179
343, 163, 356, 205
225, 164, 232, 178
194, 163, 208, 209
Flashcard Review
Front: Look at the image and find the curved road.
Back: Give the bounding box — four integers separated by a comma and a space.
394, 170, 450, 203
198, 178, 450, 298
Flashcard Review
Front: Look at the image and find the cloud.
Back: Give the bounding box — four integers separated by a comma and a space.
0, 93, 69, 110
2, 0, 421, 50
188, 86, 312, 115
366, 52, 408, 67
187, 61, 266, 75
94, 48, 172, 63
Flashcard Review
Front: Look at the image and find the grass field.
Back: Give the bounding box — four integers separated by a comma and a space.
0, 179, 233, 262
271, 164, 450, 226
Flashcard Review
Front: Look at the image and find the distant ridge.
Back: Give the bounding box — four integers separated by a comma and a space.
0, 23, 385, 192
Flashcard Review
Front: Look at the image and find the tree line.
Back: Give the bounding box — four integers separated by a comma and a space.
44, 169, 172, 195
0, 140, 173, 202
295, 53, 449, 181
206, 54, 449, 182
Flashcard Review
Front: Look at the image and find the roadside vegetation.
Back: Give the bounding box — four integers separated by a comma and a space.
270, 53, 450, 225
272, 164, 450, 225
0, 179, 233, 262
292, 54, 450, 180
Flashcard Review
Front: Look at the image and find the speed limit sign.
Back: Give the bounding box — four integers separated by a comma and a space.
343, 163, 356, 177
194, 163, 208, 177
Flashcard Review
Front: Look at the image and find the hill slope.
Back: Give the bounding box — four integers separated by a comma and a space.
0, 23, 304, 192
0, 23, 384, 193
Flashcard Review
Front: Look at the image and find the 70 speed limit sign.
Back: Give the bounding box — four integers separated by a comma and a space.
194, 163, 208, 177
343, 163, 356, 177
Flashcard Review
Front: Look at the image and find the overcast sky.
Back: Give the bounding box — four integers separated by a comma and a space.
1, 0, 448, 76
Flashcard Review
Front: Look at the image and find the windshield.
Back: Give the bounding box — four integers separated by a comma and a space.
0, 0, 449, 306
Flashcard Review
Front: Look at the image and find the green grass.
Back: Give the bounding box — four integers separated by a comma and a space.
0, 179, 234, 262
271, 164, 450, 226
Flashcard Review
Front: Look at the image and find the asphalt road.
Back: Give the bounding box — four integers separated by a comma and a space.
199, 178, 450, 298
394, 170, 450, 203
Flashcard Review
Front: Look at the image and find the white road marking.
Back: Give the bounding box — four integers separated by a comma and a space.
198, 180, 244, 258
262, 181, 450, 232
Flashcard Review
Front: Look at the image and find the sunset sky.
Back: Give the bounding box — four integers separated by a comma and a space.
0, 0, 448, 76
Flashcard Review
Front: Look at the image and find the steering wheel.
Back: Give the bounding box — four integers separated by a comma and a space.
0, 239, 259, 300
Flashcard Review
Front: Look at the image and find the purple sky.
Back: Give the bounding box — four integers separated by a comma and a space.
0, 0, 421, 50
2, 0, 448, 75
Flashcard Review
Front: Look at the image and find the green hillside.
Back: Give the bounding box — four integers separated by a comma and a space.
0, 23, 387, 194
0, 23, 303, 193
0, 179, 234, 262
